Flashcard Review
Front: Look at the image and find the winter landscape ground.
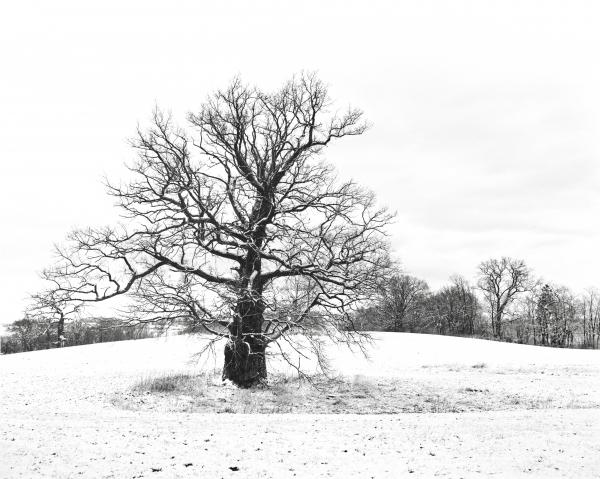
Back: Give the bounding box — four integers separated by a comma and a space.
1, 333, 599, 478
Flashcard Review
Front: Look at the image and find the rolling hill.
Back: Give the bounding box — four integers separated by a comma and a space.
1, 333, 599, 478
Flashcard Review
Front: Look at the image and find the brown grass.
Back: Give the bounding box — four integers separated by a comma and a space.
134, 373, 202, 393
111, 364, 600, 414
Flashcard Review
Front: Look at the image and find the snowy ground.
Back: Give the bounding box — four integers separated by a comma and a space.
1, 333, 599, 478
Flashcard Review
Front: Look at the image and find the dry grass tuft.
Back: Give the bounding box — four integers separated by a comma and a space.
135, 373, 199, 393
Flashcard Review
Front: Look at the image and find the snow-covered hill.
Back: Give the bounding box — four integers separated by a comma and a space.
1, 333, 599, 478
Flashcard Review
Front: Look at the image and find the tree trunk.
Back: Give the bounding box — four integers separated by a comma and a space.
493, 308, 503, 338
222, 294, 267, 388
57, 317, 65, 348
223, 197, 271, 387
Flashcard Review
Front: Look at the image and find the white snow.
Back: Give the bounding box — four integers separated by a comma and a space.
1, 333, 599, 478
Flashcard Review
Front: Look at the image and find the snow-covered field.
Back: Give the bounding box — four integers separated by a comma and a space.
1, 333, 599, 478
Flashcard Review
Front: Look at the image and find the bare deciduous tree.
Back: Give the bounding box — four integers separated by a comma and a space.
511, 285, 540, 344
550, 285, 577, 347
477, 257, 530, 338
6, 318, 48, 352
376, 272, 429, 332
534, 284, 577, 347
26, 288, 81, 348
428, 275, 480, 336
581, 289, 600, 348
46, 74, 393, 387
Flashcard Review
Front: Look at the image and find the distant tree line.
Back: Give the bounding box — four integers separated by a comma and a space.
4, 255, 599, 355
0, 318, 157, 355
352, 256, 600, 349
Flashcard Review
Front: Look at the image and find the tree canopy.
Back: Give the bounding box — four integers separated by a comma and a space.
46, 74, 393, 386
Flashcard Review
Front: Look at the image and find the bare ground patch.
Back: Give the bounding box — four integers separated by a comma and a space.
112, 364, 600, 414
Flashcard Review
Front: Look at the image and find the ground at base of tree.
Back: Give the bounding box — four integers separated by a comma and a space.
113, 363, 600, 414
1, 333, 599, 478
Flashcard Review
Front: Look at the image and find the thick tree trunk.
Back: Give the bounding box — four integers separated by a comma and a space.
223, 197, 272, 387
223, 336, 266, 387
222, 295, 267, 388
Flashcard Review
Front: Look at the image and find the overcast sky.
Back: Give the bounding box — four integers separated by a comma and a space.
1, 0, 600, 327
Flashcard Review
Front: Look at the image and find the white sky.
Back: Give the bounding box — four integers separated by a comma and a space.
1, 0, 600, 327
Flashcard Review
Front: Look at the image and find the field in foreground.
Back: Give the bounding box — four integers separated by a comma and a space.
1, 333, 599, 478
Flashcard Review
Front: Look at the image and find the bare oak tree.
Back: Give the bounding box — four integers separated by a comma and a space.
46, 74, 392, 387
26, 286, 81, 348
477, 257, 530, 338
